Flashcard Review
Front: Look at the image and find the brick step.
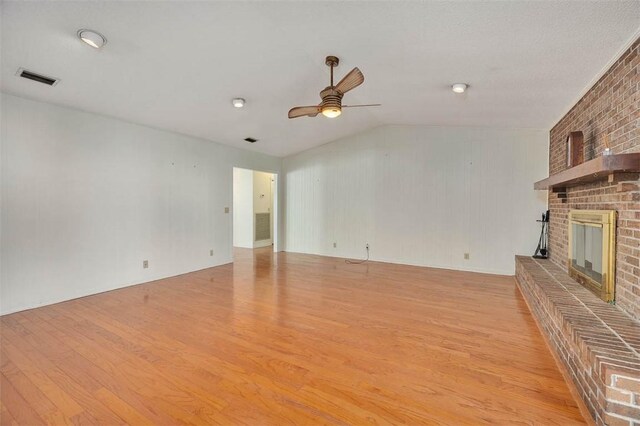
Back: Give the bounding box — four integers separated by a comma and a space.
515, 255, 640, 425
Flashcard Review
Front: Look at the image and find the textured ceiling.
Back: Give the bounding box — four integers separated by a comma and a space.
2, 1, 639, 157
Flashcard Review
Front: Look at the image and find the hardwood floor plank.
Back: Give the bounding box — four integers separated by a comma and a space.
0, 373, 47, 425
0, 397, 19, 425
1, 247, 586, 424
1, 324, 128, 425
0, 357, 72, 425
31, 309, 219, 425
92, 388, 155, 426
1, 339, 84, 419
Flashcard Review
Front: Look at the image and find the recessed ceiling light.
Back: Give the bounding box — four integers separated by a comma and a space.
452, 83, 468, 94
232, 98, 245, 108
77, 29, 107, 49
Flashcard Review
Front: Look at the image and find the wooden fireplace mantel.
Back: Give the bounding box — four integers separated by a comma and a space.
534, 153, 640, 191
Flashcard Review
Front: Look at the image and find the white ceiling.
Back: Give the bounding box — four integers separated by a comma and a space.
2, 1, 639, 157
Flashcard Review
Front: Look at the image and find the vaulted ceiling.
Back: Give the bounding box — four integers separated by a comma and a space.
2, 1, 639, 156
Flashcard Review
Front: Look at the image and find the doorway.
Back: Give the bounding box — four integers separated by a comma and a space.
232, 167, 277, 254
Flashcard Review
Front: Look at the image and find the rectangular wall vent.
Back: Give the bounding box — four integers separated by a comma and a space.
255, 212, 271, 241
16, 68, 59, 86
244, 137, 258, 143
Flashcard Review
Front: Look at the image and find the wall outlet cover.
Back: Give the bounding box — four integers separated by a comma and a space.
143, 260, 149, 268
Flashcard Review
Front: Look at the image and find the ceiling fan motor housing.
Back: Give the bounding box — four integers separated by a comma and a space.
320, 87, 343, 109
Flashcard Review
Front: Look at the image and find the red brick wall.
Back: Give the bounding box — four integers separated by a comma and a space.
548, 38, 640, 321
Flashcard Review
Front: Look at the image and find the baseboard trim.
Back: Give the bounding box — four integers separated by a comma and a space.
283, 249, 514, 276
0, 260, 233, 317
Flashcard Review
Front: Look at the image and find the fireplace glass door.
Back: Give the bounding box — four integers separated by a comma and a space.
570, 223, 603, 284
567, 210, 616, 302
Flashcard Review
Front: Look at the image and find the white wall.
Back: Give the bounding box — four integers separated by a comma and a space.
283, 125, 548, 275
1, 95, 549, 314
1, 94, 282, 315
232, 167, 254, 248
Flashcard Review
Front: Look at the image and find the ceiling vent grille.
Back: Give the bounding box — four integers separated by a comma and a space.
244, 137, 258, 143
16, 68, 59, 86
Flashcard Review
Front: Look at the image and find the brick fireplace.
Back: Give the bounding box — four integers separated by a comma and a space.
516, 37, 640, 425
548, 38, 640, 321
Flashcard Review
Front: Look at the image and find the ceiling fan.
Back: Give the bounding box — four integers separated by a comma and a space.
288, 56, 380, 119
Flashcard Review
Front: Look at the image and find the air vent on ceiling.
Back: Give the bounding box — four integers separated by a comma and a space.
244, 137, 258, 143
16, 68, 59, 86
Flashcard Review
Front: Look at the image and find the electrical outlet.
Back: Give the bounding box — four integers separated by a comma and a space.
366, 243, 370, 250
210, 249, 214, 256
224, 207, 230, 213
464, 253, 470, 260
333, 242, 337, 248
143, 260, 149, 269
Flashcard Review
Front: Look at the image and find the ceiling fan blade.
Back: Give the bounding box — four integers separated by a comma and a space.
335, 67, 364, 94
288, 106, 321, 119
342, 104, 381, 108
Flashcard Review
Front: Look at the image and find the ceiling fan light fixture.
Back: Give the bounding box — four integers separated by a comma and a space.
77, 29, 107, 49
232, 98, 245, 108
452, 83, 468, 94
288, 56, 379, 119
321, 106, 341, 118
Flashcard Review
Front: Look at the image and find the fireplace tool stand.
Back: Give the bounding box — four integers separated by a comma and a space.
533, 210, 549, 259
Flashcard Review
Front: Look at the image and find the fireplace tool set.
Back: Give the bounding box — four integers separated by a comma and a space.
533, 210, 549, 259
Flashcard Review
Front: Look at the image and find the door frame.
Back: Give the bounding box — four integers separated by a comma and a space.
231, 166, 280, 253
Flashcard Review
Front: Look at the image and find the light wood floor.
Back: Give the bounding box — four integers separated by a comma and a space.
1, 247, 585, 425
